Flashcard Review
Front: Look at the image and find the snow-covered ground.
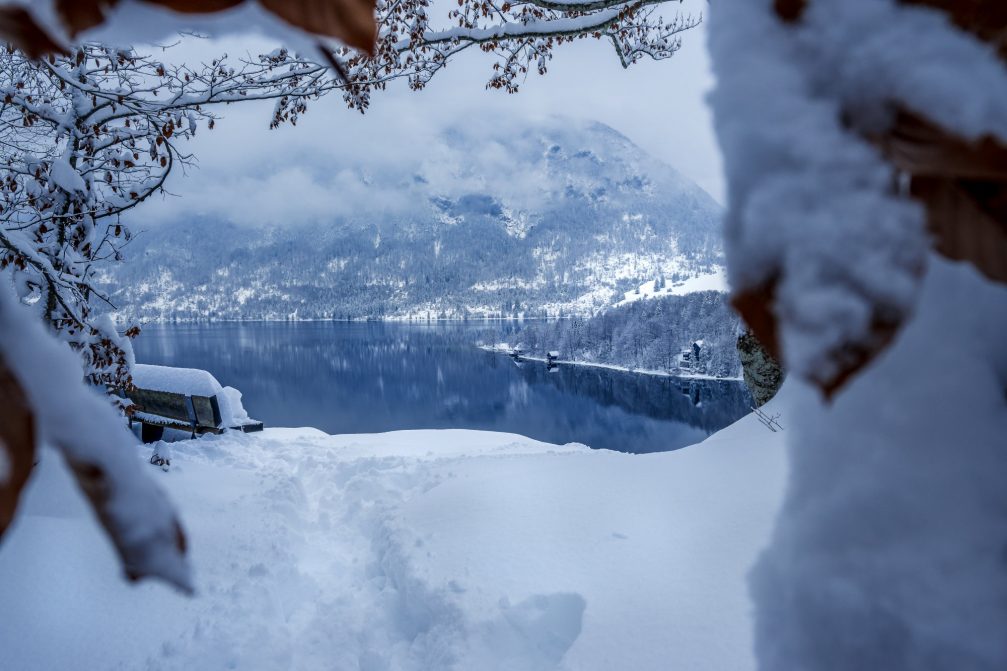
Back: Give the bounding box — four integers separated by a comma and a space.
479, 344, 742, 381
0, 400, 786, 670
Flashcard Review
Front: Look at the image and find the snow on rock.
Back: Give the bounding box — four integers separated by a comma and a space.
750, 258, 1007, 669
0, 407, 787, 670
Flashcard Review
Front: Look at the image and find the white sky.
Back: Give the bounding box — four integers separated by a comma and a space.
138, 0, 723, 226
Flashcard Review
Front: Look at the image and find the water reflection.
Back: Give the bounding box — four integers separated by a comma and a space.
133, 322, 752, 454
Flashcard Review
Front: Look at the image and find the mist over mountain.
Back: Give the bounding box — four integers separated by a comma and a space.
106, 116, 724, 321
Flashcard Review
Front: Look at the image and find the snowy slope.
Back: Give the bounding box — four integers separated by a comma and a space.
616, 268, 728, 307
0, 401, 786, 670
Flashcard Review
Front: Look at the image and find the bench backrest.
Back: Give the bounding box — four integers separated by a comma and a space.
124, 388, 222, 429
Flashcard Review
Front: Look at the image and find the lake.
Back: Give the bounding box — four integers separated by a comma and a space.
133, 321, 752, 454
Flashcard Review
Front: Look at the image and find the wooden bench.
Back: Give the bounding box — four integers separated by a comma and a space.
116, 387, 264, 443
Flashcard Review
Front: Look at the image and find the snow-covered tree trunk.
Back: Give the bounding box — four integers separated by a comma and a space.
709, 0, 1007, 667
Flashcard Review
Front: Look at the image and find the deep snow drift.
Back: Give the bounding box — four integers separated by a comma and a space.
0, 400, 786, 670
749, 259, 1007, 670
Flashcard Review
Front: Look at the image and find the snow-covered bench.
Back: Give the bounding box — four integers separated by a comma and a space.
119, 364, 263, 443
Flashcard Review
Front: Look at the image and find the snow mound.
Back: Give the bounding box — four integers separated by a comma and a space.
132, 364, 223, 397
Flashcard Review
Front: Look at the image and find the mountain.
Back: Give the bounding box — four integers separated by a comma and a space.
105, 117, 724, 321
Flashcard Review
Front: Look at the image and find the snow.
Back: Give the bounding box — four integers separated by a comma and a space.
0, 400, 788, 670
708, 0, 929, 387
132, 364, 251, 427
708, 1, 1007, 666
218, 386, 251, 425
0, 284, 190, 591
49, 153, 87, 194
750, 257, 1007, 669
616, 268, 728, 306
132, 364, 224, 398
412, 8, 630, 48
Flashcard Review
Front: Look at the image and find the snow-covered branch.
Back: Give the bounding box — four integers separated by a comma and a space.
0, 286, 191, 592
0, 44, 347, 387
331, 0, 698, 105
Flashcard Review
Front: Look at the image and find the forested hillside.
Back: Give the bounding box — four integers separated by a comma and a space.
498, 291, 741, 378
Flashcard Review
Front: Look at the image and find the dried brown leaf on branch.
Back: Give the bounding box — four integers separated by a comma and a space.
260, 0, 377, 55
0, 7, 67, 57
731, 280, 905, 399
731, 282, 781, 365
874, 110, 1007, 285
901, 0, 1007, 60
1, 0, 377, 57
0, 356, 36, 541
862, 6, 1007, 286
54, 0, 115, 36
773, 0, 806, 23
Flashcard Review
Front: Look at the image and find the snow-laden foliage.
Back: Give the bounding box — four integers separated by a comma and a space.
4, 0, 700, 112
709, 0, 1007, 395
709, 1, 1007, 667
335, 0, 699, 107
0, 282, 190, 591
736, 327, 783, 407
0, 44, 342, 386
503, 291, 742, 378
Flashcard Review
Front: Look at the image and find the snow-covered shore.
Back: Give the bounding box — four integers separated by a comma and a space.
0, 401, 786, 670
479, 344, 743, 382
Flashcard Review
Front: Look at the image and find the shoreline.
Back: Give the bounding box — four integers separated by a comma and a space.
121, 316, 563, 325
478, 345, 743, 382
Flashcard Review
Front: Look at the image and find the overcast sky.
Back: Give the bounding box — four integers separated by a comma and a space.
138, 0, 723, 226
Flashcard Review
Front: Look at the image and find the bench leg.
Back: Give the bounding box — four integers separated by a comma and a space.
141, 423, 164, 444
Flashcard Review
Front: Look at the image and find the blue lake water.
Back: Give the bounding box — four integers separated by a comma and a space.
133, 322, 752, 454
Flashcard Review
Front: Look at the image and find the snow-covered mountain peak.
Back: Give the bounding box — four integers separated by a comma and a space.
109, 117, 724, 321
